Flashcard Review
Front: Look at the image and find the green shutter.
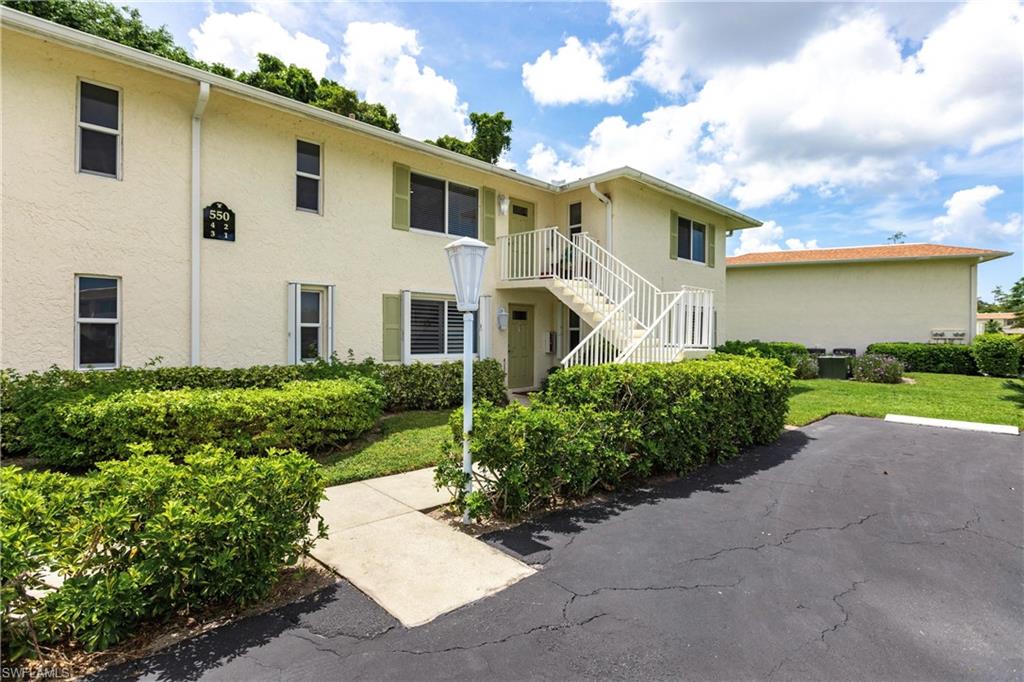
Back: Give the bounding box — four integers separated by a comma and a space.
382, 293, 401, 361
481, 187, 496, 245
393, 163, 410, 231
706, 224, 716, 268
669, 210, 679, 260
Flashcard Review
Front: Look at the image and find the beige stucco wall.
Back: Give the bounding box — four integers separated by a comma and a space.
2, 30, 194, 371
2, 28, 746, 384
725, 260, 978, 354
607, 178, 729, 342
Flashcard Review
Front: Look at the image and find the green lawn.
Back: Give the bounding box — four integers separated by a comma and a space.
318, 410, 453, 486
789, 372, 1024, 428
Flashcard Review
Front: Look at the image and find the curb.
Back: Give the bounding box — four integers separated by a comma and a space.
884, 414, 1019, 436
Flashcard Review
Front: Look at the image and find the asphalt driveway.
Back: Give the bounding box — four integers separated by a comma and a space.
102, 415, 1023, 681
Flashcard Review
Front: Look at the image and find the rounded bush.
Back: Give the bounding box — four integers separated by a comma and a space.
1, 449, 324, 660
971, 333, 1022, 377
851, 354, 904, 384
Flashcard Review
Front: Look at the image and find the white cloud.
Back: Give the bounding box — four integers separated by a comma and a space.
339, 22, 470, 140
528, 1, 1023, 209
927, 185, 1022, 244
731, 220, 818, 256
522, 37, 631, 105
188, 11, 331, 78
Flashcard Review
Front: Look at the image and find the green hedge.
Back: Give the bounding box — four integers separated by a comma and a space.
1, 449, 324, 660
715, 339, 808, 365
28, 378, 383, 468
1, 358, 507, 457
864, 342, 977, 375
436, 356, 791, 519
971, 334, 1022, 377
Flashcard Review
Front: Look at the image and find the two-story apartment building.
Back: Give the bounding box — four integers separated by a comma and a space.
0, 8, 761, 389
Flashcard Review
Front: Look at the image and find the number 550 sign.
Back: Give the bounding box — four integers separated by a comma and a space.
203, 202, 236, 242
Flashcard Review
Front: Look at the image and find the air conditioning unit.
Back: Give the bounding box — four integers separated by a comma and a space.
930, 329, 967, 344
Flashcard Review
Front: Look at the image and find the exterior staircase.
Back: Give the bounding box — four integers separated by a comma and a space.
498, 227, 714, 367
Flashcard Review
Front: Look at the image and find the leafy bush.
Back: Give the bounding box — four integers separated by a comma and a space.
865, 342, 977, 375
716, 339, 809, 367
792, 355, 819, 379
1, 358, 507, 457
971, 333, 1022, 377
851, 354, 904, 384
1, 449, 324, 660
30, 378, 384, 468
437, 356, 791, 519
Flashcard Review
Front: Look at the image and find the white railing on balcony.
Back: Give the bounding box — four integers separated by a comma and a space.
496, 226, 715, 366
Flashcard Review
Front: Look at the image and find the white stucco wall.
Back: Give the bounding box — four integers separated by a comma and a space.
725, 259, 979, 354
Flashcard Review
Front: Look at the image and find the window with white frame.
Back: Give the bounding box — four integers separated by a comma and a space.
567, 309, 581, 350
76, 275, 120, 369
410, 172, 478, 237
676, 216, 707, 263
569, 202, 582, 235
78, 81, 121, 178
296, 140, 321, 213
409, 297, 477, 356
288, 283, 333, 364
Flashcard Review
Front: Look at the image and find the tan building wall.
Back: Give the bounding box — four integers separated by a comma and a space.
2, 23, 747, 386
726, 259, 978, 354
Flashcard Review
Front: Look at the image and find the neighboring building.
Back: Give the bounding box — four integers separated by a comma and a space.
976, 312, 1023, 336
0, 8, 761, 388
725, 244, 1012, 354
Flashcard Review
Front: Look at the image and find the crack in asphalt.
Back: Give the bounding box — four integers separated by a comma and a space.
819, 579, 869, 643
931, 508, 1024, 550
685, 513, 880, 565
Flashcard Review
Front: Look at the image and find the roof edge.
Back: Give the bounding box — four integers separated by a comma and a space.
726, 250, 1013, 268
1, 7, 763, 227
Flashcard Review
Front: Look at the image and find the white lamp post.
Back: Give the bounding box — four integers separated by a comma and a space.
444, 236, 489, 524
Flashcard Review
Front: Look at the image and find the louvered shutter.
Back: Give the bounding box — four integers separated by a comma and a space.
382, 293, 402, 361
669, 210, 679, 260
393, 163, 410, 231
481, 187, 496, 245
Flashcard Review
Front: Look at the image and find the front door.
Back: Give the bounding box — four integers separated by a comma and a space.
507, 304, 534, 389
508, 200, 536, 278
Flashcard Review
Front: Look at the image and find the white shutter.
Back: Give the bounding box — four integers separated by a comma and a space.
326, 284, 335, 360
286, 282, 300, 364
479, 295, 492, 359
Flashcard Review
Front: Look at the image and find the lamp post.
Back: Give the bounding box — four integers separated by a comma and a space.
444, 236, 489, 524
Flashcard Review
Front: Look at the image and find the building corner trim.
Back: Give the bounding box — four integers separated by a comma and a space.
190, 81, 210, 366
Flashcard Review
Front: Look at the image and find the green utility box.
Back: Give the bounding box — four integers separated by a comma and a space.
818, 355, 849, 380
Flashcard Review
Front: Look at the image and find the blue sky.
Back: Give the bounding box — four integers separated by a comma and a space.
130, 1, 1022, 298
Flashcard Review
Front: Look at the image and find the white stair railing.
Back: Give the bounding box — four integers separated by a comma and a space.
496, 227, 716, 367
562, 293, 635, 367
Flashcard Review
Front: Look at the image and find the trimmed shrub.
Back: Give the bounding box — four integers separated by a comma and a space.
971, 333, 1022, 377
437, 356, 791, 519
436, 403, 639, 519
716, 339, 809, 367
864, 342, 976, 375
1, 359, 507, 457
30, 378, 384, 468
1, 449, 324, 660
851, 354, 904, 384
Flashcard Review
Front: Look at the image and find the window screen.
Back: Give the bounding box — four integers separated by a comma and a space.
677, 217, 692, 260
691, 223, 706, 263
410, 173, 445, 233
296, 141, 321, 212
77, 276, 118, 368
410, 299, 445, 354
569, 202, 582, 228
447, 183, 479, 238
79, 82, 119, 177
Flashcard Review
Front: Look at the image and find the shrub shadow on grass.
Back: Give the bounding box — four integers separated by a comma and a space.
482, 428, 813, 565
91, 580, 399, 682
1000, 379, 1024, 411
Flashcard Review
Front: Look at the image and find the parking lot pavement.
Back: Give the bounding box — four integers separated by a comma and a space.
102, 415, 1023, 681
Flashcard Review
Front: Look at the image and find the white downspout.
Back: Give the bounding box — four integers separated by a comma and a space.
191, 81, 210, 366
589, 182, 612, 252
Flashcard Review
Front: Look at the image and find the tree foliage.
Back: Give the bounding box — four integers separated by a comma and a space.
3, 0, 399, 132
428, 111, 512, 164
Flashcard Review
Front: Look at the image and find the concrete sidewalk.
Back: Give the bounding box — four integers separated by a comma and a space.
310, 468, 534, 627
